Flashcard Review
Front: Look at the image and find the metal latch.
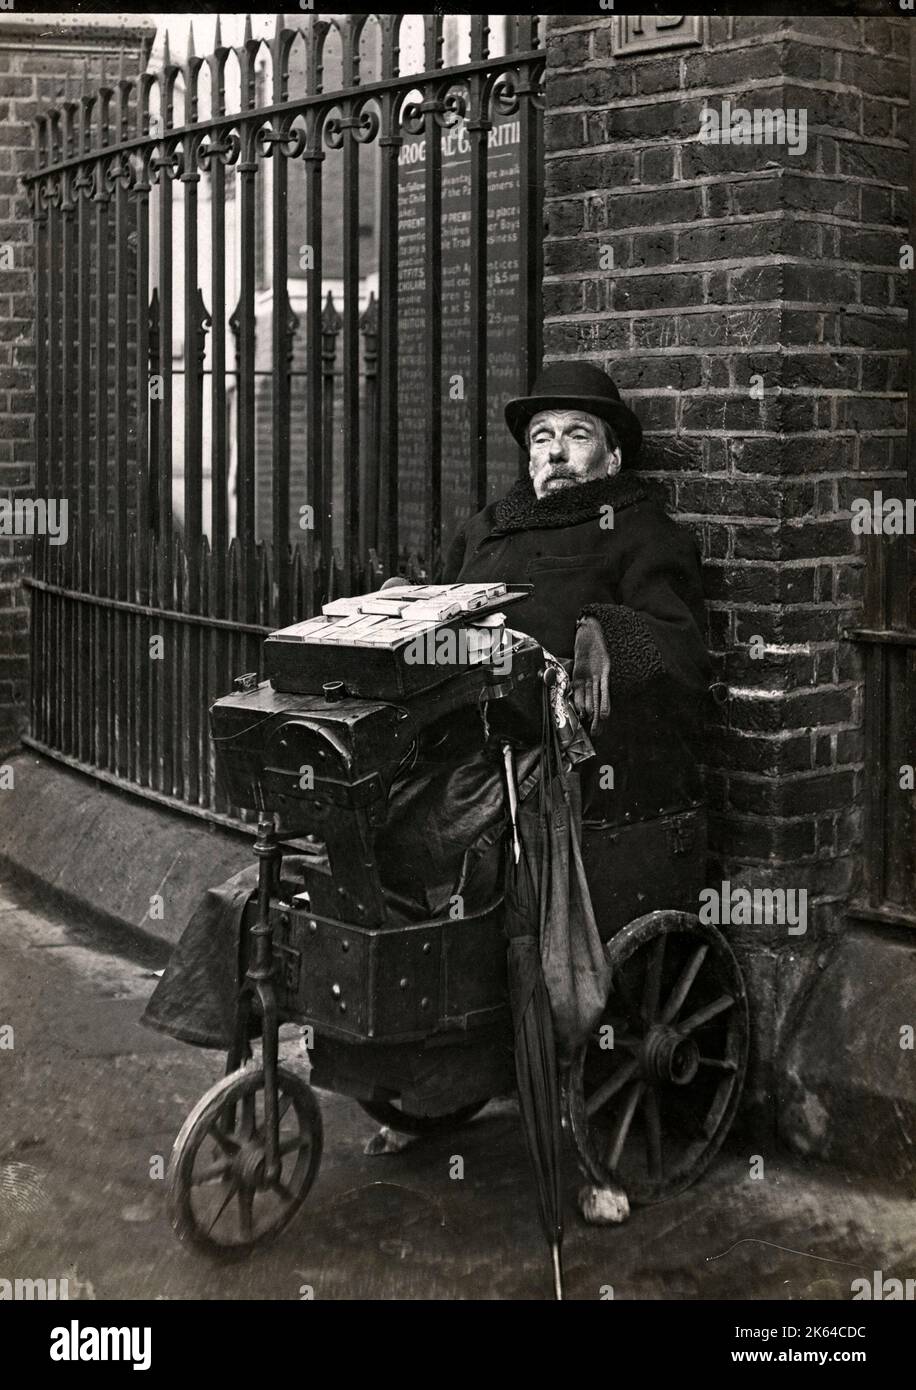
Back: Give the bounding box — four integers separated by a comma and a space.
233, 671, 259, 693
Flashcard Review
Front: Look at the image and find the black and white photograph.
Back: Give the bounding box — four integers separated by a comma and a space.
0, 0, 913, 1352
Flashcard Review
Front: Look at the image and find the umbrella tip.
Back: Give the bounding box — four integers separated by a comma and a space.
552, 1243, 564, 1301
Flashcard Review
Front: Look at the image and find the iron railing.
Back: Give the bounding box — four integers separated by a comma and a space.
22, 13, 545, 822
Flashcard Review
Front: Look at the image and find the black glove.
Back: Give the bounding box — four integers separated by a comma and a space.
571, 616, 611, 738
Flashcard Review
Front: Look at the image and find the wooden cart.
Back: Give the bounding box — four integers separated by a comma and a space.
166, 632, 748, 1253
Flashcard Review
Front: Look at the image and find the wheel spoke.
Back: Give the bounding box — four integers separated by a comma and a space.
586, 1057, 639, 1117
678, 993, 735, 1034
278, 1132, 309, 1157
590, 1020, 640, 1051
660, 944, 709, 1024
644, 1088, 663, 1182
271, 1178, 295, 1204
210, 1125, 241, 1157
204, 1176, 240, 1236
605, 1080, 644, 1170
641, 935, 666, 1022
697, 1055, 738, 1072
191, 1158, 234, 1187
278, 1093, 293, 1122
237, 1186, 254, 1243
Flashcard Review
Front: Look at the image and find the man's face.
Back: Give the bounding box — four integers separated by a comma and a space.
527, 410, 622, 499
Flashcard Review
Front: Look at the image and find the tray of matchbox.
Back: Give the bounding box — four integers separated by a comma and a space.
263, 582, 534, 700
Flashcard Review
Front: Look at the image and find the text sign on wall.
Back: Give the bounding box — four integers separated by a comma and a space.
614, 16, 702, 55
397, 112, 524, 561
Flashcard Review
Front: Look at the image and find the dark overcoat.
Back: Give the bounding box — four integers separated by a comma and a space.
441, 471, 712, 825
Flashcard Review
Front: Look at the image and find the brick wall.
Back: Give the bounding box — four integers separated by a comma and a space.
543, 13, 908, 1130
0, 18, 153, 752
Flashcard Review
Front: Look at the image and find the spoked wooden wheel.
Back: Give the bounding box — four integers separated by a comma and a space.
567, 911, 748, 1206
358, 1098, 489, 1135
167, 1064, 323, 1255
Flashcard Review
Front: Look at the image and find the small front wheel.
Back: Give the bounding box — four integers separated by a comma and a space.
167, 1064, 322, 1255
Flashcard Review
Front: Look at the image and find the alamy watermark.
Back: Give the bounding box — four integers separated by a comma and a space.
699, 881, 807, 935
50, 1320, 151, 1370
403, 626, 512, 674
0, 497, 68, 545
0, 1276, 69, 1299
850, 491, 916, 536
699, 99, 807, 156
851, 1269, 915, 1300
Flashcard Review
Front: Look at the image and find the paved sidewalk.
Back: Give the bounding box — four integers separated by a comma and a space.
0, 750, 250, 948
1, 875, 913, 1301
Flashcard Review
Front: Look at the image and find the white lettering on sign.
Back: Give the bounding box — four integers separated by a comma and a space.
614, 16, 702, 56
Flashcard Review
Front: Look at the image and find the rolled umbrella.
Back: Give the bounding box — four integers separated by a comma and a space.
502, 741, 522, 865
501, 736, 565, 1301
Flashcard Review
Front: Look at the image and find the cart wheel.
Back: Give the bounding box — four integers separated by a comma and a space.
357, 1098, 489, 1135
567, 910, 748, 1206
167, 1064, 322, 1255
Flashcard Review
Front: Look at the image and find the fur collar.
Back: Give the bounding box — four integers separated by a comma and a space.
490, 472, 652, 534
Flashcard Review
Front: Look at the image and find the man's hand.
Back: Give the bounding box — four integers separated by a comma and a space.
572, 616, 611, 737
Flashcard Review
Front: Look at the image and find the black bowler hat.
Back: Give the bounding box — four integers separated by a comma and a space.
505, 361, 642, 464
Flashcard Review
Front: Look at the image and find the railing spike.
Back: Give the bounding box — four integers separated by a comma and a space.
117, 42, 126, 85
359, 290, 379, 337
162, 28, 171, 69
213, 13, 223, 51
243, 13, 253, 46
321, 287, 341, 333
187, 19, 196, 60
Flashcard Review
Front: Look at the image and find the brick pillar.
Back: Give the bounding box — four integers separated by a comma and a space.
543, 14, 908, 1136
0, 16, 154, 751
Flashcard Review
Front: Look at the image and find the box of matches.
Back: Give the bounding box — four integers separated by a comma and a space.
264, 584, 533, 698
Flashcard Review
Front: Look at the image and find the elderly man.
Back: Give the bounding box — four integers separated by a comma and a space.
443, 361, 711, 825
